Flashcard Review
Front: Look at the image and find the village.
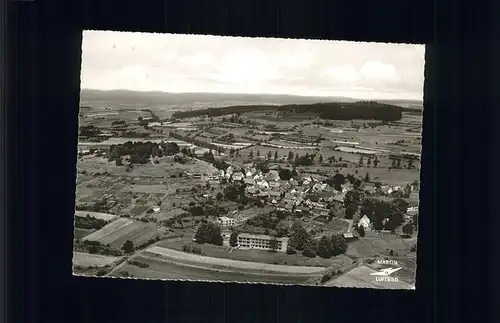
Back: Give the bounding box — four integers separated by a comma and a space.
74, 99, 420, 288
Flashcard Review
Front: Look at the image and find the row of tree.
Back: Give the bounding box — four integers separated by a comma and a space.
194, 222, 224, 245
358, 155, 380, 167
288, 222, 348, 258
74, 214, 108, 230
390, 158, 416, 169
107, 141, 181, 165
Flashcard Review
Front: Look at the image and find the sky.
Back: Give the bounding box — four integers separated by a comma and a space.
81, 31, 425, 101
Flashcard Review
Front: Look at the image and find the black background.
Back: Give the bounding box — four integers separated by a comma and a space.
4, 0, 496, 322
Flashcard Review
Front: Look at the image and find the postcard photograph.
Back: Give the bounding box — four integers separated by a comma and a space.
73, 31, 424, 289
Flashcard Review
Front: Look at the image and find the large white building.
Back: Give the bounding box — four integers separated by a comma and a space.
218, 216, 237, 228
223, 233, 289, 252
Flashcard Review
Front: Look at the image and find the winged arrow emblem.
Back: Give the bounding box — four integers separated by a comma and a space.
370, 267, 402, 276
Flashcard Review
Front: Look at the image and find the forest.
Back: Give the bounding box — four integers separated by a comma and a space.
172, 101, 403, 122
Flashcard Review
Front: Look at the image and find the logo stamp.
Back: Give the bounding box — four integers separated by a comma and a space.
370, 260, 402, 283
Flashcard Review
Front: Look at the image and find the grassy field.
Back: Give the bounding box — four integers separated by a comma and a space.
158, 235, 346, 268
74, 210, 117, 221
390, 256, 417, 284
318, 166, 420, 186
364, 235, 411, 256
77, 155, 217, 178
72, 252, 121, 267
111, 255, 319, 284
345, 239, 378, 258
83, 218, 163, 249
145, 246, 325, 274
236, 146, 315, 161
325, 218, 350, 232
74, 228, 94, 239
75, 158, 214, 216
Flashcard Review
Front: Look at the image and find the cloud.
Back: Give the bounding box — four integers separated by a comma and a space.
81, 31, 425, 100
360, 61, 401, 83
323, 64, 358, 83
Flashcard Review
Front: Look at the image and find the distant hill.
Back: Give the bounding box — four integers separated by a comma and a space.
81, 89, 362, 108
80, 89, 423, 117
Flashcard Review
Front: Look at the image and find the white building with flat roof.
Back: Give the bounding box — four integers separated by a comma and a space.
235, 233, 289, 252
218, 216, 237, 228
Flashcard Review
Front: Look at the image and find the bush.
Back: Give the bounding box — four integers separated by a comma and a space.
402, 223, 414, 236
356, 225, 366, 237
317, 236, 333, 259
286, 248, 297, 255
128, 260, 150, 268
95, 269, 106, 277
321, 274, 332, 283
74, 215, 108, 230
229, 232, 239, 247
302, 248, 317, 258
331, 234, 348, 256
194, 222, 223, 245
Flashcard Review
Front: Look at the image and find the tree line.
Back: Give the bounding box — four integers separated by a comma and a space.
287, 222, 348, 258
107, 141, 181, 165
277, 101, 403, 122
172, 101, 403, 122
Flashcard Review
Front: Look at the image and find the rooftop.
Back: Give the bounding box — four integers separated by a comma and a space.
238, 233, 289, 242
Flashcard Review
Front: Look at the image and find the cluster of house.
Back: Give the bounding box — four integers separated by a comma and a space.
206, 160, 419, 236
207, 162, 420, 214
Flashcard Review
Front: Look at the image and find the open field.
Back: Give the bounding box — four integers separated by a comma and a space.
158, 235, 348, 268
325, 218, 350, 232
294, 163, 420, 186
236, 145, 317, 161
388, 256, 417, 284
74, 210, 117, 221
83, 218, 134, 240
342, 166, 419, 186
83, 218, 163, 249
74, 228, 94, 239
76, 155, 217, 178
111, 255, 319, 284
72, 252, 121, 267
345, 239, 378, 258
364, 235, 411, 256
145, 245, 326, 274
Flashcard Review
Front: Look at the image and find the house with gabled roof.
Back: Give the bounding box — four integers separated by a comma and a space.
358, 215, 371, 230
256, 180, 269, 190
272, 182, 283, 190
332, 193, 346, 204
268, 190, 282, 200
244, 178, 256, 186
246, 186, 258, 195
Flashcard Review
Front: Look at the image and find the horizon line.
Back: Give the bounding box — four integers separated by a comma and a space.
80, 87, 423, 103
